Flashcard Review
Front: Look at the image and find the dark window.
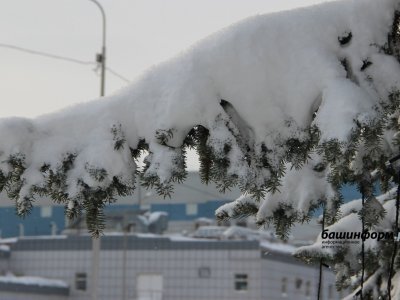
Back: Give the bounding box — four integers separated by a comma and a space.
328, 284, 333, 299
234, 274, 248, 291
295, 278, 303, 289
281, 277, 288, 297
75, 272, 87, 291
198, 267, 211, 278
305, 281, 311, 297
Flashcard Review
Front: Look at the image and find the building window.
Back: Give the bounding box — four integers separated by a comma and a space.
198, 267, 211, 278
234, 274, 248, 291
75, 273, 87, 291
40, 206, 52, 218
137, 273, 163, 300
186, 203, 198, 216
281, 277, 288, 297
295, 278, 303, 289
140, 203, 151, 210
305, 281, 311, 298
328, 284, 333, 299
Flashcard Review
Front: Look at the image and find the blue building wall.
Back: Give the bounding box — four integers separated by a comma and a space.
312, 183, 382, 216
0, 184, 379, 238
340, 184, 362, 201
340, 182, 382, 201
0, 200, 230, 238
0, 206, 65, 238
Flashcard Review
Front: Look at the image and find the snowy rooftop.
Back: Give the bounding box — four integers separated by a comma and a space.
3, 229, 303, 256
0, 273, 69, 296
0, 245, 10, 252
0, 274, 68, 288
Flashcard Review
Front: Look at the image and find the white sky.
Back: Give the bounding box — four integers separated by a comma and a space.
1, 0, 331, 169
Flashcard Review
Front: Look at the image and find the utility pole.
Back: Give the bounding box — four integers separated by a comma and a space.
88, 0, 106, 97
87, 2, 106, 300
122, 223, 133, 300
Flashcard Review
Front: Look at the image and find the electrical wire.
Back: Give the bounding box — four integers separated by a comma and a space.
0, 43, 130, 83
106, 66, 130, 83
0, 43, 94, 65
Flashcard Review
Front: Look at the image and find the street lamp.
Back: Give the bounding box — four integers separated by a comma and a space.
88, 0, 106, 97
86, 3, 106, 299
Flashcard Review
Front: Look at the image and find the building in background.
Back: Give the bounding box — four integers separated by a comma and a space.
0, 171, 367, 239
0, 171, 354, 299
0, 233, 343, 300
0, 172, 240, 238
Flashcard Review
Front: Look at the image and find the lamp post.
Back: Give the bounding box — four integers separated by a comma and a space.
86, 2, 106, 299
88, 0, 106, 97
122, 223, 134, 300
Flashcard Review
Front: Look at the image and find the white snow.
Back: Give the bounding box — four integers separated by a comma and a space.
19, 235, 67, 240
148, 211, 168, 224
137, 211, 168, 226
0, 245, 9, 252
0, 238, 17, 244
195, 217, 214, 224
257, 155, 335, 221
0, 1, 398, 182
0, 0, 399, 230
216, 194, 258, 218
217, 154, 335, 222
192, 226, 229, 239
0, 273, 68, 288
260, 240, 297, 254
295, 188, 398, 275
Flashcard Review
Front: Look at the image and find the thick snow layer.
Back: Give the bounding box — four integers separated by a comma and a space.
0, 245, 9, 252
0, 238, 17, 244
19, 235, 67, 240
148, 211, 168, 224
216, 154, 335, 222
0, 273, 68, 288
137, 211, 168, 226
260, 240, 297, 254
0, 0, 400, 223
257, 155, 335, 220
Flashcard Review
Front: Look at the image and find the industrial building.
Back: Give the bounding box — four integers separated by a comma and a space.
0, 233, 342, 300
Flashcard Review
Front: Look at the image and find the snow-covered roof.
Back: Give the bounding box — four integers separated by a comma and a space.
0, 274, 68, 288
260, 240, 297, 255
0, 237, 17, 244
0, 273, 69, 296
0, 245, 10, 252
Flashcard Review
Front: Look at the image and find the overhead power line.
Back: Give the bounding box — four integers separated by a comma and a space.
0, 43, 130, 83
0, 43, 93, 65
106, 66, 130, 83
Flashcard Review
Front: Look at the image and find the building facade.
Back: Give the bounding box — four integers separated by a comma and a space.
0, 234, 342, 300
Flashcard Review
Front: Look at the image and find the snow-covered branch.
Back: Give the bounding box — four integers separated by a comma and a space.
1, 0, 400, 237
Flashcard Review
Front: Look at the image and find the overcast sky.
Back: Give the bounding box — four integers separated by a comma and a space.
1, 0, 331, 168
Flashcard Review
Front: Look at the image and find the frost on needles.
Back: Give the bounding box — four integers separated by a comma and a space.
2, 0, 400, 293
